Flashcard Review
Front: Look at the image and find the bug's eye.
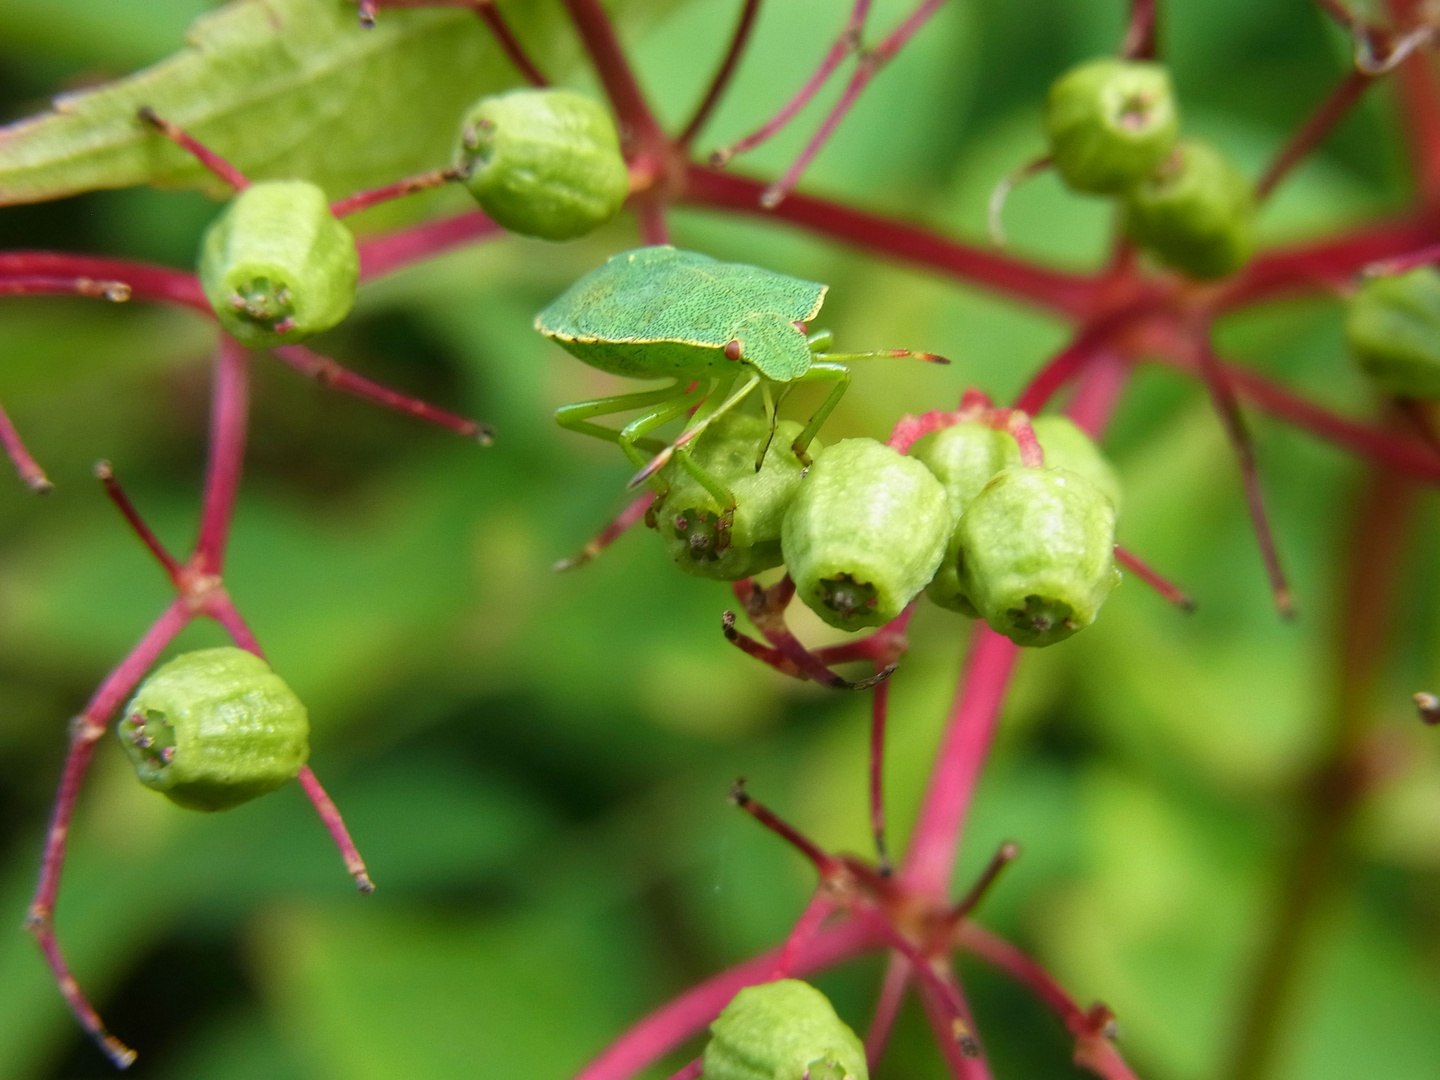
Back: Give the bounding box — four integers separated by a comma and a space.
456, 89, 629, 241
955, 466, 1121, 648
1123, 139, 1255, 280
118, 647, 310, 812
702, 979, 869, 1080
1044, 57, 1178, 195
1344, 266, 1440, 400
197, 180, 359, 346
781, 437, 950, 632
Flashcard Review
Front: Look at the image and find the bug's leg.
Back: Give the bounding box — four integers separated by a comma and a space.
136, 108, 249, 191
806, 328, 834, 354
814, 348, 950, 365
628, 373, 761, 489
789, 361, 851, 465
617, 394, 702, 496
554, 381, 688, 455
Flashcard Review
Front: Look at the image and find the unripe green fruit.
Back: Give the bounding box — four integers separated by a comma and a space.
457, 89, 629, 241
198, 180, 359, 347
1344, 267, 1440, 399
782, 438, 950, 631
655, 412, 816, 581
1125, 140, 1254, 280
703, 979, 868, 1080
118, 647, 309, 812
1044, 58, 1179, 195
958, 466, 1120, 647
1028, 416, 1122, 511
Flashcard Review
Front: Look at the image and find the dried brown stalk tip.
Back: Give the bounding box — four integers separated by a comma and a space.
1414, 692, 1440, 725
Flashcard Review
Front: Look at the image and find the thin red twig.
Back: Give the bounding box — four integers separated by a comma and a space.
864, 953, 912, 1068
271, 344, 494, 443
634, 196, 671, 245
946, 840, 1020, 922
731, 780, 844, 875
96, 461, 182, 581
561, 0, 666, 152
679, 0, 763, 146
0, 253, 209, 312
1113, 545, 1195, 611
297, 765, 375, 892
193, 338, 250, 575
1121, 0, 1157, 59
136, 107, 249, 191
915, 965, 989, 1078
1383, 0, 1440, 204
0, 275, 131, 302
0, 400, 51, 492
663, 1060, 703, 1080
356, 210, 504, 281
1360, 239, 1440, 276
1256, 70, 1373, 201
473, 0, 549, 86
331, 167, 464, 218
870, 678, 892, 872
772, 891, 836, 977
555, 491, 656, 570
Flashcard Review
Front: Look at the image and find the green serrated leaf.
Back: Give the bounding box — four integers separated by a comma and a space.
0, 0, 552, 205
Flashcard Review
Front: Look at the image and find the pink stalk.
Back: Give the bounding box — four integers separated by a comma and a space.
193, 338, 250, 575
1256, 70, 1373, 201
761, 0, 947, 208
772, 891, 837, 977
1121, 0, 1157, 59
560, 0, 666, 151
0, 275, 131, 302
0, 399, 51, 492
571, 919, 883, 1080
26, 599, 193, 1069
297, 766, 375, 893
330, 166, 464, 218
1361, 239, 1440, 277
663, 1060, 703, 1080
683, 164, 1100, 315
270, 344, 493, 443
914, 962, 990, 1079
634, 197, 671, 245
712, 0, 873, 165
356, 211, 504, 281
864, 953, 912, 1067
869, 678, 892, 871
96, 461, 182, 580
946, 840, 1020, 922
1114, 545, 1195, 611
136, 107, 249, 191
555, 491, 657, 570
0, 253, 209, 312
678, 0, 764, 146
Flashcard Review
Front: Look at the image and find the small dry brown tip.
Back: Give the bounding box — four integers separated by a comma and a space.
709, 148, 733, 168
27, 474, 54, 495
721, 610, 738, 637
1178, 594, 1198, 614
93, 460, 113, 481
355, 872, 376, 894
1414, 692, 1440, 725
1275, 588, 1298, 622
759, 186, 785, 210
728, 777, 750, 806
473, 423, 496, 448
135, 105, 161, 128
103, 1037, 138, 1070
951, 1019, 981, 1058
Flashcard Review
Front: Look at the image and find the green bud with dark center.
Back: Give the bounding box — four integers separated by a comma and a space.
957, 466, 1120, 647
1027, 416, 1122, 511
655, 413, 816, 581
703, 979, 869, 1080
1045, 58, 1179, 195
782, 438, 950, 631
1345, 267, 1440, 399
458, 89, 629, 241
199, 180, 359, 346
119, 647, 309, 812
1125, 139, 1255, 280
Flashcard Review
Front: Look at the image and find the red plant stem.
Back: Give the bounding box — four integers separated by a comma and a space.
714, 0, 872, 164
136, 107, 249, 191
956, 923, 1139, 1080
762, 0, 946, 207
869, 678, 891, 871
297, 766, 375, 892
193, 338, 250, 575
474, 0, 548, 86
1383, 0, 1440, 205
679, 0, 763, 146
555, 491, 656, 570
356, 210, 504, 281
634, 196, 671, 245
915, 966, 990, 1079
270, 344, 493, 443
1121, 0, 1157, 59
947, 841, 1019, 921
208, 594, 261, 652
1113, 545, 1195, 611
0, 275, 131, 302
1193, 338, 1293, 618
732, 783, 845, 876
0, 400, 51, 492
572, 919, 883, 1080
772, 891, 836, 977
560, 0, 666, 152
663, 1060, 703, 1080
0, 253, 209, 313
96, 461, 182, 581
1360, 239, 1440, 276
864, 953, 912, 1068
1256, 70, 1373, 201
682, 165, 1099, 315
26, 599, 193, 1070
330, 167, 463, 218
900, 626, 1019, 897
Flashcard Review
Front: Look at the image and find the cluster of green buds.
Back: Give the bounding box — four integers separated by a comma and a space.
1043, 58, 1254, 279
703, 979, 868, 1080
1344, 265, 1440, 400
118, 647, 309, 811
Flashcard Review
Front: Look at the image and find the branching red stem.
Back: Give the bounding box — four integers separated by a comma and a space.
0, 400, 51, 492
0, 253, 208, 312
331, 166, 464, 218
1256, 70, 1373, 201
1113, 545, 1195, 611
560, 0, 666, 153
679, 0, 763, 146
194, 338, 250, 575
356, 210, 504, 281
96, 461, 182, 581
136, 107, 249, 191
864, 953, 911, 1067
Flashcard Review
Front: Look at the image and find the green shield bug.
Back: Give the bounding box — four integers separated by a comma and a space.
703, 979, 869, 1080
118, 647, 310, 812
536, 246, 944, 541
198, 180, 360, 347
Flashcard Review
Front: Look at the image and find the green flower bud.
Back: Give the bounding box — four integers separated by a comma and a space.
911, 421, 1013, 615
958, 467, 1120, 647
1124, 139, 1255, 280
703, 979, 868, 1080
655, 412, 816, 581
1028, 416, 1122, 512
782, 438, 950, 631
198, 180, 359, 347
1044, 58, 1179, 195
457, 89, 629, 241
118, 647, 309, 812
1344, 267, 1440, 399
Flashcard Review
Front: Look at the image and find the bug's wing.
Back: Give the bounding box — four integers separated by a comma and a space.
536, 246, 730, 343
733, 311, 813, 380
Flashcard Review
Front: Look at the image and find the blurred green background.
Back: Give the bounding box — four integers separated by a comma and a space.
0, 1, 1437, 1078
